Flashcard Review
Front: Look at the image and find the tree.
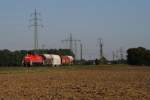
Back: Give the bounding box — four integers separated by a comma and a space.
127, 47, 150, 66
100, 57, 108, 64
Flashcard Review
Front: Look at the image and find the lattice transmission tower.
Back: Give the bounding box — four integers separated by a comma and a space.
98, 38, 103, 60
29, 9, 43, 51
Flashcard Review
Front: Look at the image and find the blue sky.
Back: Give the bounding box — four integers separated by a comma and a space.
0, 0, 150, 60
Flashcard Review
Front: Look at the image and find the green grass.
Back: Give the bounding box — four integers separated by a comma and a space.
0, 64, 149, 74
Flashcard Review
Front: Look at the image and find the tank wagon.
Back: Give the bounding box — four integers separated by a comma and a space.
61, 56, 74, 65
42, 54, 52, 65
67, 56, 74, 64
43, 54, 61, 66
22, 54, 74, 66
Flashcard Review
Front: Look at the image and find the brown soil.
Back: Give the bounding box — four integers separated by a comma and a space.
0, 67, 150, 100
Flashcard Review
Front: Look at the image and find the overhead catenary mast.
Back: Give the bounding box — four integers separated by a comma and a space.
112, 51, 115, 61
62, 33, 73, 52
74, 39, 81, 59
69, 33, 73, 52
116, 49, 119, 63
119, 47, 124, 61
62, 33, 81, 60
30, 9, 43, 51
80, 42, 83, 61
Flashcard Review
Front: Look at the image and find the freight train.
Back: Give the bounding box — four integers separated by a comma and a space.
22, 54, 74, 66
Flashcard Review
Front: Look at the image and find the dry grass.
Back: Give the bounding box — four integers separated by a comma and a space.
0, 65, 150, 100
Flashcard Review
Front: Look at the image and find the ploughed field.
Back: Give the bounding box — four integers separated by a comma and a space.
0, 65, 150, 100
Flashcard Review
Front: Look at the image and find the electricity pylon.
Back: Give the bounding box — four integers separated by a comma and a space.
98, 38, 103, 60
29, 9, 43, 51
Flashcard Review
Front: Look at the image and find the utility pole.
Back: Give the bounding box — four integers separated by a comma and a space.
30, 9, 43, 51
98, 38, 103, 60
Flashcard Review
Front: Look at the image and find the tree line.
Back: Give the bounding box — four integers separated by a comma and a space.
127, 47, 150, 66
0, 49, 74, 66
0, 47, 150, 66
